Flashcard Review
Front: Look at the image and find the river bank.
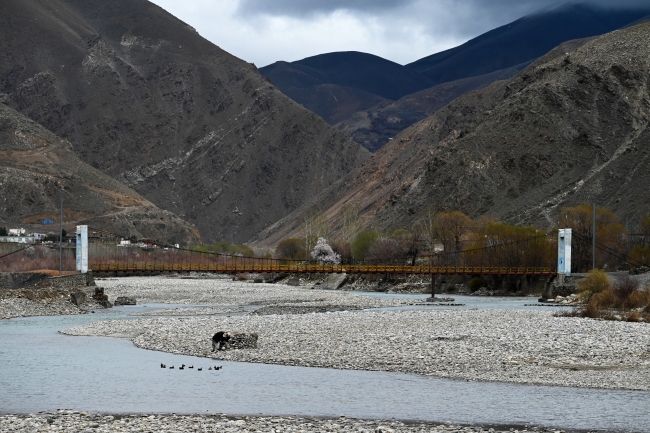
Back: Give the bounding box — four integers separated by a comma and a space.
0, 411, 580, 433
5, 277, 649, 432
94, 275, 423, 309
0, 288, 106, 319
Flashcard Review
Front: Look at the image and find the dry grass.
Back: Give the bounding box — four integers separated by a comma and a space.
0, 245, 76, 272
559, 275, 650, 322
576, 269, 611, 296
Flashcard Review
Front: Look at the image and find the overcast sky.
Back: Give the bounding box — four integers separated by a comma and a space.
148, 0, 649, 67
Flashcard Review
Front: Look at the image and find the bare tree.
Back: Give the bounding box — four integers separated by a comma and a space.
415, 205, 437, 254
339, 203, 362, 244
434, 210, 473, 252
301, 207, 329, 258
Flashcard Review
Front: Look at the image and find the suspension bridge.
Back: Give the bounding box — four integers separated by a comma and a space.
89, 262, 556, 276
87, 234, 558, 277
5, 227, 643, 277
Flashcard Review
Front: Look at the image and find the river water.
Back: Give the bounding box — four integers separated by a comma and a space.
1, 303, 649, 432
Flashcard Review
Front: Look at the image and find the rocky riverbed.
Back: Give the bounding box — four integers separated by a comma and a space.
0, 289, 105, 319
0, 411, 576, 433
63, 303, 650, 390
95, 276, 421, 310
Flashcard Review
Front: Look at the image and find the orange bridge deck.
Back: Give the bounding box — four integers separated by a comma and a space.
90, 263, 556, 276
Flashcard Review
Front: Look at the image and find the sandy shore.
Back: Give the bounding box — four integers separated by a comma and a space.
59, 276, 650, 391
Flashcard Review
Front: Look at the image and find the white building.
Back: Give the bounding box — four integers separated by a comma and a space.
0, 236, 36, 243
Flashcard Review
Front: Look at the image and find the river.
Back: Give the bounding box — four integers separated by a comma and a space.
0, 301, 648, 432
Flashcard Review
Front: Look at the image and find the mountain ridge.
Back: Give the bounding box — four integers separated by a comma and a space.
0, 0, 369, 244
250, 20, 650, 248
260, 4, 650, 153
0, 102, 200, 244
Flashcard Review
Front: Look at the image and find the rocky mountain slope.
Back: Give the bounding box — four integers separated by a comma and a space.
335, 60, 536, 152
0, 0, 368, 243
251, 21, 650, 247
0, 103, 199, 245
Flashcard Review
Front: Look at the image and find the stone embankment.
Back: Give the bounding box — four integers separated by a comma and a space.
63, 281, 650, 391
0, 410, 573, 433
0, 271, 104, 319
0, 289, 108, 319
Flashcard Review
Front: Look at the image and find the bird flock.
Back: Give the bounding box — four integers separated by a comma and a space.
160, 363, 222, 371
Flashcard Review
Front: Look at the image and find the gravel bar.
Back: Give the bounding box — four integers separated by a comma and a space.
131, 306, 247, 316
63, 308, 650, 391
0, 411, 581, 433
96, 276, 421, 310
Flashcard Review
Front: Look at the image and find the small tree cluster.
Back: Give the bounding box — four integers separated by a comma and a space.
276, 238, 306, 261
311, 237, 341, 264
192, 241, 255, 257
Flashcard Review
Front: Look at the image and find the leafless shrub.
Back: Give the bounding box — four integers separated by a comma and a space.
366, 238, 405, 263
612, 275, 639, 300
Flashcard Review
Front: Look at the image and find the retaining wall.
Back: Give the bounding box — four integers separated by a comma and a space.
0, 272, 95, 291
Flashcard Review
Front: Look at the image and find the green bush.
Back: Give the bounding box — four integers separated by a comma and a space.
468, 277, 487, 291
275, 238, 306, 260
444, 283, 457, 293
193, 241, 255, 257
0, 227, 6, 236
351, 230, 378, 261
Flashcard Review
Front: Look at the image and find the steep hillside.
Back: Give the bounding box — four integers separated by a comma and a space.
407, 4, 650, 85
251, 21, 650, 247
0, 103, 199, 245
0, 0, 368, 243
335, 60, 536, 152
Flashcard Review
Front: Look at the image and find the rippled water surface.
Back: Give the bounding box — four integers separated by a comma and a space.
1, 304, 648, 432
353, 292, 572, 311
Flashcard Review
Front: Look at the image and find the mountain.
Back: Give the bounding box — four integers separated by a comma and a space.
259, 52, 433, 125
260, 5, 650, 153
406, 3, 650, 86
0, 0, 368, 244
335, 60, 537, 152
0, 102, 199, 245
250, 20, 650, 247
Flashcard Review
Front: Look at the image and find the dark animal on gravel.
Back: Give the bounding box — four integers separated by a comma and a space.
212, 331, 230, 351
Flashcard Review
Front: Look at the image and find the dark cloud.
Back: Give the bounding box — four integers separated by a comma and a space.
152, 0, 650, 67
237, 0, 417, 16
238, 0, 650, 19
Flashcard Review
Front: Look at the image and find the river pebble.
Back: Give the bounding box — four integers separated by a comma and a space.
0, 296, 104, 319
63, 308, 650, 391
96, 276, 420, 310
131, 306, 247, 316
0, 410, 581, 433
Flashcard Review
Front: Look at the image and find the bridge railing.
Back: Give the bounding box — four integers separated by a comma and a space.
89, 262, 554, 275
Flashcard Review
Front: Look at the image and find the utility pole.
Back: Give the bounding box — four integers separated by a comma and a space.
592, 203, 596, 271
59, 199, 63, 276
